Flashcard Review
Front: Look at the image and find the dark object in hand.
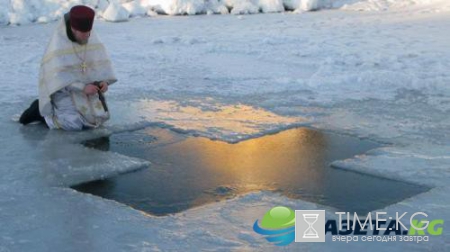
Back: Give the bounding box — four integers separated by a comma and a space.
93, 81, 108, 112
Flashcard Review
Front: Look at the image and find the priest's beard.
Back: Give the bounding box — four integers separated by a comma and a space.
78, 39, 88, 45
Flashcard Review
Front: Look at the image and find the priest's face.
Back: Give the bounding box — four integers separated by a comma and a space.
72, 28, 90, 45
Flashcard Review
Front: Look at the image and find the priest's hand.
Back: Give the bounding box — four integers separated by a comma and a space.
99, 81, 108, 93
84, 83, 99, 95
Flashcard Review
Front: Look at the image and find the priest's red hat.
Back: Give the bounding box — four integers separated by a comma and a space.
70, 5, 95, 32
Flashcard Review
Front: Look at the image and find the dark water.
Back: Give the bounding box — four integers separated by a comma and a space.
74, 127, 428, 216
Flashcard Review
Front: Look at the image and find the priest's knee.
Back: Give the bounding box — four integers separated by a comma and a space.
56, 115, 85, 131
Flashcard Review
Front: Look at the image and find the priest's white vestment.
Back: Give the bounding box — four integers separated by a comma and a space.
39, 19, 117, 130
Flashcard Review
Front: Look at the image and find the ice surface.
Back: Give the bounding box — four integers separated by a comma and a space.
1, 3, 450, 252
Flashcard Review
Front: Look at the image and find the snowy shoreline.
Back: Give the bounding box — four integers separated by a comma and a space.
2, 0, 331, 26
1, 0, 450, 26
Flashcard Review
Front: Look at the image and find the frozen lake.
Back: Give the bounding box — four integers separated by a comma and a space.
1, 3, 450, 251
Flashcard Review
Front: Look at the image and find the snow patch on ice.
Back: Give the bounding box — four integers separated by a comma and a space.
108, 99, 308, 142
332, 144, 450, 187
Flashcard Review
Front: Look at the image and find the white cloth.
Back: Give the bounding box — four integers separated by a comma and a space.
38, 18, 117, 130
44, 88, 87, 131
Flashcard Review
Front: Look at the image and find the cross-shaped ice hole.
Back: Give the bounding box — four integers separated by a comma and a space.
73, 127, 429, 216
